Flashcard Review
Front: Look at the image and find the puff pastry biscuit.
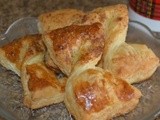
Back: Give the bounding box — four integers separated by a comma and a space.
0, 33, 66, 109
85, 5, 159, 84
0, 34, 43, 76
43, 23, 105, 76
64, 67, 141, 120
108, 43, 159, 84
17, 35, 66, 109
38, 9, 85, 73
22, 61, 66, 109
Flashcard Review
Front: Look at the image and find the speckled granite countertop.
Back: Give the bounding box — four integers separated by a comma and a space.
0, 0, 160, 120
0, 0, 128, 33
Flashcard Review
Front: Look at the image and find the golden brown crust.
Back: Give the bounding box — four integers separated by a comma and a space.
2, 39, 23, 63
18, 36, 66, 109
43, 23, 105, 76
38, 9, 84, 33
27, 63, 64, 92
114, 78, 135, 101
0, 34, 43, 76
22, 62, 66, 109
24, 35, 45, 60
74, 80, 111, 113
0, 33, 66, 109
64, 67, 141, 120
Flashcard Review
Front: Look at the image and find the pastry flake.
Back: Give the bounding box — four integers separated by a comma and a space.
64, 67, 141, 120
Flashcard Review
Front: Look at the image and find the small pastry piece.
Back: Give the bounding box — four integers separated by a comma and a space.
38, 9, 84, 33
43, 23, 104, 76
22, 62, 66, 109
64, 67, 141, 120
107, 43, 159, 84
21, 52, 66, 109
0, 34, 43, 76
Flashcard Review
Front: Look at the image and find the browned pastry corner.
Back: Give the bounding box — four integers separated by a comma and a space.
107, 43, 160, 84
43, 23, 105, 76
0, 34, 43, 76
64, 67, 141, 120
38, 9, 85, 33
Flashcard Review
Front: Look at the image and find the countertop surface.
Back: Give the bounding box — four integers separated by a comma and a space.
0, 0, 128, 33
0, 0, 160, 120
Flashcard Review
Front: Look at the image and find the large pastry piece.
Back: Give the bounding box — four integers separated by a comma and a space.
19, 34, 66, 109
64, 67, 141, 120
0, 34, 66, 109
107, 43, 159, 84
43, 23, 105, 76
38, 9, 85, 72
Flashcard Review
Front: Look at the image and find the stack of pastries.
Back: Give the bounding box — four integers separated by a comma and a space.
0, 4, 159, 120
